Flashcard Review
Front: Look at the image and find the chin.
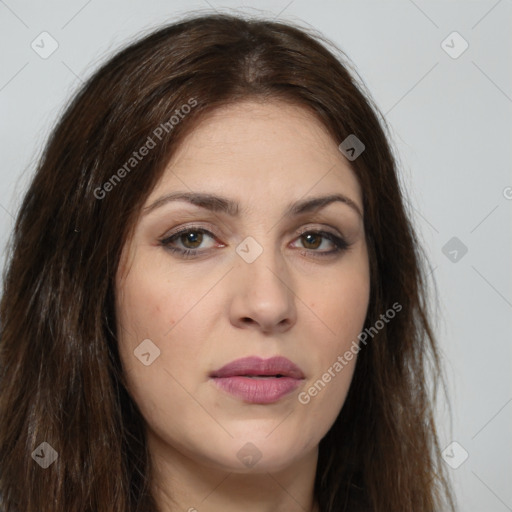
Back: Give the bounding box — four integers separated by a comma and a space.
202, 431, 315, 474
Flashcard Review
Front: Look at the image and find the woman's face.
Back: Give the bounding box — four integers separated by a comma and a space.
115, 100, 370, 474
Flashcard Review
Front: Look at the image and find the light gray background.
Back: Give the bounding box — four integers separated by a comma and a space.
1, 1, 511, 511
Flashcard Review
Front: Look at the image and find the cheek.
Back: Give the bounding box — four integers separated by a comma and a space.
308, 248, 370, 345
114, 266, 204, 433
298, 250, 369, 415
115, 257, 220, 396
116, 253, 207, 345
296, 289, 364, 436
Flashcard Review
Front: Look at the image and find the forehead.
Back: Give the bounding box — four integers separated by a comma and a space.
147, 99, 363, 210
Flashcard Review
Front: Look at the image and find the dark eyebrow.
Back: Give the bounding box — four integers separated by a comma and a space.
143, 192, 363, 218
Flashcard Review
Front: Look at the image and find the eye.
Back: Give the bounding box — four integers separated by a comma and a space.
291, 229, 350, 257
159, 226, 221, 258
159, 226, 351, 260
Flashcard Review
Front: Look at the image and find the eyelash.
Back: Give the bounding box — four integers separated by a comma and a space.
159, 225, 351, 260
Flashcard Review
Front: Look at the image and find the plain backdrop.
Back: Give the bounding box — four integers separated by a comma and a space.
1, 1, 511, 511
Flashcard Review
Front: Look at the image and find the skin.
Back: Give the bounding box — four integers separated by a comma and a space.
115, 100, 370, 512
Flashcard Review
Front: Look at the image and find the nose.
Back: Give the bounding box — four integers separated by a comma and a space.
229, 245, 297, 335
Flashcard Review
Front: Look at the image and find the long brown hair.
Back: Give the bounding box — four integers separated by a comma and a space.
0, 12, 455, 512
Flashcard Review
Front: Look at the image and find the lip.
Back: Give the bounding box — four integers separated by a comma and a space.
210, 356, 305, 404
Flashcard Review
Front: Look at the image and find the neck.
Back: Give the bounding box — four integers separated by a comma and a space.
148, 433, 320, 512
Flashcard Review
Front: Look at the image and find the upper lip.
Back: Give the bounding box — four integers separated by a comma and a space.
210, 356, 305, 379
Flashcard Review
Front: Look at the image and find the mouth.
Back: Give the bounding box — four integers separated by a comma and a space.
210, 356, 305, 404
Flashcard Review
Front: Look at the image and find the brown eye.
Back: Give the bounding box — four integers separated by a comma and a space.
300, 232, 322, 250
179, 231, 204, 249
160, 227, 219, 258
293, 230, 350, 257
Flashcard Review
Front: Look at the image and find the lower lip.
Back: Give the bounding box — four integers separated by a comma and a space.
212, 376, 302, 404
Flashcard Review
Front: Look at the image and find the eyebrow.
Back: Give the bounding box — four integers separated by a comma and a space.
143, 191, 363, 218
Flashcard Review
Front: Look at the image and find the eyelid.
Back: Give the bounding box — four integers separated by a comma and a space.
294, 224, 344, 238
161, 223, 345, 244
161, 222, 221, 239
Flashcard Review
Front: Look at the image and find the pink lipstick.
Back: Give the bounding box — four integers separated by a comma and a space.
210, 356, 305, 404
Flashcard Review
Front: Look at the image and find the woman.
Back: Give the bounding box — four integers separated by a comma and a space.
0, 12, 455, 512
